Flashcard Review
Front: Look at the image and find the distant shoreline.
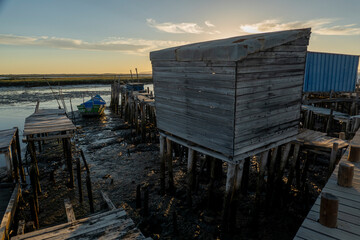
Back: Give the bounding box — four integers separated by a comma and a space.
0, 74, 153, 87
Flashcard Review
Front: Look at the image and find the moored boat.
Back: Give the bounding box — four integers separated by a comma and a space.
77, 94, 106, 116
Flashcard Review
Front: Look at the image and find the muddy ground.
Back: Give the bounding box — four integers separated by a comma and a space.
15, 109, 332, 240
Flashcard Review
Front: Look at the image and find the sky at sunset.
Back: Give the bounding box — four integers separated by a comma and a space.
0, 0, 359, 74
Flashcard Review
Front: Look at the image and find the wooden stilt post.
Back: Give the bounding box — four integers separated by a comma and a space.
86, 173, 94, 213
287, 143, 301, 190
207, 156, 216, 209
4, 150, 13, 180
319, 192, 338, 228
337, 162, 354, 187
348, 145, 360, 162
29, 196, 39, 229
76, 158, 83, 203
268, 147, 279, 182
143, 187, 149, 217
134, 102, 139, 135
339, 132, 346, 140
10, 142, 19, 183
241, 157, 250, 195
186, 148, 195, 207
136, 185, 141, 209
141, 102, 146, 142
65, 138, 74, 188
159, 135, 166, 195
328, 143, 339, 175
229, 160, 245, 230
222, 162, 236, 231
166, 138, 174, 193
278, 143, 292, 179
257, 150, 269, 201
15, 128, 25, 183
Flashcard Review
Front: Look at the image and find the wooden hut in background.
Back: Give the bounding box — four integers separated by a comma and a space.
150, 28, 311, 223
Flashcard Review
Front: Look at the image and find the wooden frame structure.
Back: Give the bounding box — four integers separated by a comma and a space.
0, 128, 24, 182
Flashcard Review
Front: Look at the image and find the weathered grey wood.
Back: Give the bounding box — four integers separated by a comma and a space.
329, 143, 339, 173
64, 199, 76, 223
294, 128, 360, 240
0, 184, 21, 240
12, 208, 149, 240
186, 148, 195, 206
100, 191, 116, 210
152, 29, 308, 164
159, 135, 166, 195
166, 138, 174, 192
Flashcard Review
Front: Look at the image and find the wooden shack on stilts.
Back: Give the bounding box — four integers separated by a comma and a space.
150, 28, 311, 229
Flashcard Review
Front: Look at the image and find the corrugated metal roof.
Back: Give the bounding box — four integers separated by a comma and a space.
150, 28, 311, 62
303, 52, 359, 93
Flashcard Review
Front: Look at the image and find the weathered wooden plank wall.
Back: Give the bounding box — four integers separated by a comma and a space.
233, 37, 309, 161
153, 61, 236, 156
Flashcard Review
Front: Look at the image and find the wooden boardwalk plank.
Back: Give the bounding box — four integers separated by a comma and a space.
294, 128, 360, 240
23, 109, 76, 138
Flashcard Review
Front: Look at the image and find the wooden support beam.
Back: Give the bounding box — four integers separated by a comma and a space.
100, 191, 116, 210
140, 102, 146, 142
257, 150, 269, 200
328, 143, 339, 174
23, 134, 74, 142
159, 135, 166, 195
76, 158, 83, 203
166, 137, 174, 192
15, 128, 25, 183
241, 157, 250, 195
278, 143, 292, 177
222, 162, 237, 231
10, 142, 19, 183
64, 199, 76, 223
287, 143, 300, 189
86, 174, 94, 213
187, 148, 195, 207
65, 138, 74, 188
4, 150, 12, 180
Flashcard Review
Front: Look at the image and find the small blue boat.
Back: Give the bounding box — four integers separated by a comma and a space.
77, 95, 106, 116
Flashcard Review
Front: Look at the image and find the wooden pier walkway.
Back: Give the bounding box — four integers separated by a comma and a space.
294, 128, 360, 240
23, 109, 76, 141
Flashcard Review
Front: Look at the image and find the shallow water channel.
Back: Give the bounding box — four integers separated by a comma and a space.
0, 84, 152, 167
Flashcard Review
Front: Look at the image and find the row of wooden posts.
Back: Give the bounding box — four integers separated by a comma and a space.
3, 128, 25, 184
108, 83, 349, 230
25, 136, 95, 229
303, 109, 360, 138
110, 82, 157, 143
157, 134, 339, 230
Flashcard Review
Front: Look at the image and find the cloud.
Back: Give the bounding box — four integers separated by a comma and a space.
0, 34, 189, 55
205, 20, 215, 28
239, 19, 360, 35
146, 18, 204, 34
